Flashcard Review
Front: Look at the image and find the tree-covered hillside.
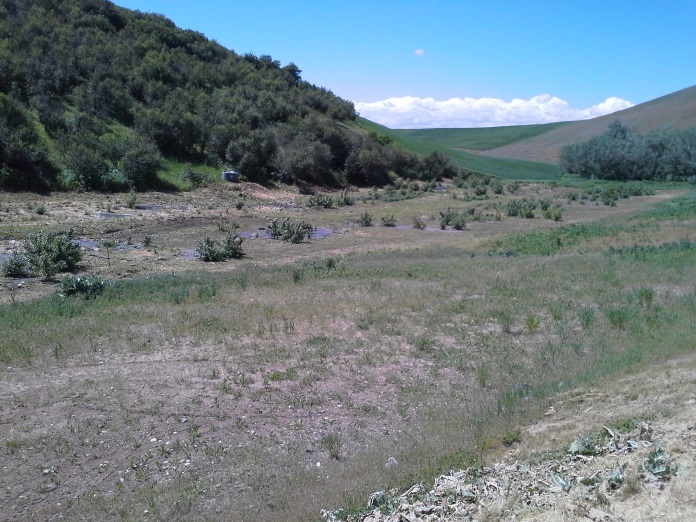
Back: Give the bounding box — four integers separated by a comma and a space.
0, 0, 454, 191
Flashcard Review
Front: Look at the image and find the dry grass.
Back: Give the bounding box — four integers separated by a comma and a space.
0, 182, 694, 521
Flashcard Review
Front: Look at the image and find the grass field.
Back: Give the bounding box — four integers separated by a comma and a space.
358, 118, 562, 180
394, 122, 570, 151
0, 180, 694, 521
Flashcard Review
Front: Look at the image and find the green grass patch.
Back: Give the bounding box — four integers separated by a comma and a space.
491, 222, 634, 255
157, 160, 221, 191
634, 190, 696, 220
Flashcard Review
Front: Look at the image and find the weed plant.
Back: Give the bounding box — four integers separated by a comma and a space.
506, 198, 536, 218
438, 207, 467, 230
60, 275, 106, 299
381, 215, 397, 227
412, 217, 427, 230
267, 218, 313, 243
195, 232, 244, 261
125, 189, 137, 209
1, 253, 29, 277
335, 190, 355, 207
307, 194, 334, 209
14, 229, 83, 279
543, 204, 564, 221
356, 211, 372, 227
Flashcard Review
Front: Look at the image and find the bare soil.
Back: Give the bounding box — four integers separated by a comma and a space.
0, 183, 693, 521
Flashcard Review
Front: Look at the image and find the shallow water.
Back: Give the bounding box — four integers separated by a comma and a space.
97, 212, 131, 219
72, 239, 139, 251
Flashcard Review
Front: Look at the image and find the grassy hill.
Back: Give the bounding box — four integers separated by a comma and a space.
481, 85, 696, 164
380, 85, 696, 168
396, 122, 572, 151
360, 118, 562, 180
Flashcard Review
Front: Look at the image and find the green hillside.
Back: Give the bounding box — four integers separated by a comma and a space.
0, 0, 457, 191
395, 122, 571, 151
359, 118, 562, 180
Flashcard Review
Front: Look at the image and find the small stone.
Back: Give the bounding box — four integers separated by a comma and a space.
40, 483, 58, 493
385, 457, 399, 469
588, 507, 613, 521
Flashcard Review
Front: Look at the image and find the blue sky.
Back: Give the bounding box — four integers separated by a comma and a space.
113, 1, 695, 128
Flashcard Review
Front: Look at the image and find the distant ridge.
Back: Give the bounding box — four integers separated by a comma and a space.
480, 85, 696, 164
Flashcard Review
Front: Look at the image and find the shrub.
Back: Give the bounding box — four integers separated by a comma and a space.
22, 229, 82, 279
439, 207, 456, 229
491, 180, 504, 195
267, 218, 313, 243
507, 198, 536, 218
356, 211, 372, 227
60, 275, 106, 299
439, 207, 467, 229
196, 236, 227, 262
451, 214, 467, 230
195, 232, 244, 262
543, 204, 564, 221
412, 217, 427, 230
560, 120, 696, 181
221, 232, 245, 258
101, 168, 131, 192
502, 429, 522, 446
335, 190, 355, 207
181, 168, 207, 188
125, 189, 137, 209
307, 194, 333, 209
1, 253, 29, 277
380, 215, 397, 227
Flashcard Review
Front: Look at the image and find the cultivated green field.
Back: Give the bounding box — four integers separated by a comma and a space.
395, 122, 570, 151
359, 118, 562, 180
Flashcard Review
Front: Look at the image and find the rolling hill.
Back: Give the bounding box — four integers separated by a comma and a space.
472, 85, 696, 164
388, 85, 696, 167
359, 118, 563, 181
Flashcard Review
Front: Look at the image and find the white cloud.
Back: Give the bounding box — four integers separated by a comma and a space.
354, 94, 634, 129
414, 49, 425, 57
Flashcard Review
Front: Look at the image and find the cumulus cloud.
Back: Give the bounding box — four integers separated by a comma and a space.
414, 49, 425, 57
354, 94, 634, 129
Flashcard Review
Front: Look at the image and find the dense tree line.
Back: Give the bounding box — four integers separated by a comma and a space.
560, 120, 696, 181
0, 0, 459, 191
